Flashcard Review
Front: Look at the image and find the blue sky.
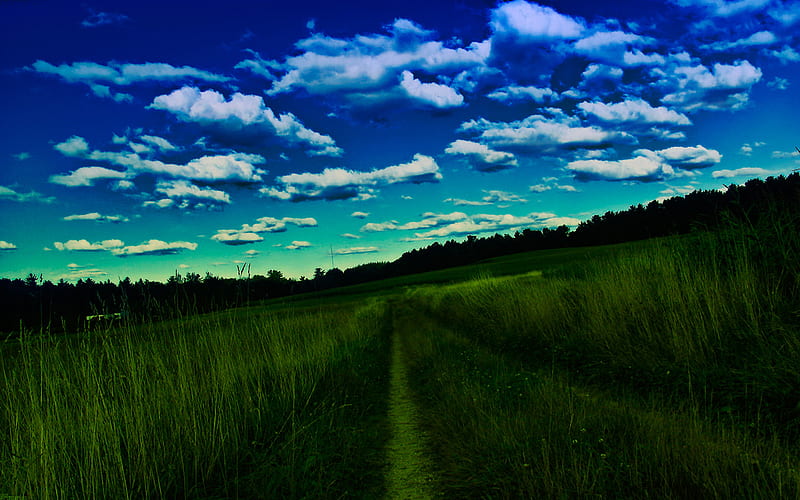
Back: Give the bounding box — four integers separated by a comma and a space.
1, 0, 799, 282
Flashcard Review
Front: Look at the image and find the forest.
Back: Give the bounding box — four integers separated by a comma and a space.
3, 173, 800, 336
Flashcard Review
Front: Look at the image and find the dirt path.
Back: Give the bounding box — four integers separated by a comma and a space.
385, 312, 436, 499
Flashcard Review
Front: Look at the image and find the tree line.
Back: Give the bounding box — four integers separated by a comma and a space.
3, 173, 799, 336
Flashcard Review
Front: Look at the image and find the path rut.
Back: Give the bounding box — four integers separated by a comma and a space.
385, 309, 436, 499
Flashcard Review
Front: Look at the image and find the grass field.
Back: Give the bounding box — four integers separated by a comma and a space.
2, 218, 800, 498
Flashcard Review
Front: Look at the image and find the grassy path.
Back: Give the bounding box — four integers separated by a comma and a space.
385, 306, 436, 499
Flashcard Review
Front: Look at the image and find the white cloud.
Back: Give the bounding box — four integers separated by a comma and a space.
444, 140, 517, 172
53, 136, 267, 183
0, 185, 54, 203
111, 240, 198, 257
54, 239, 125, 251
567, 156, 671, 181
704, 30, 778, 51
286, 241, 312, 250
578, 98, 691, 125
656, 59, 762, 112
566, 145, 721, 181
460, 112, 635, 150
341, 233, 361, 239
13, 152, 31, 161
334, 246, 379, 255
212, 216, 318, 245
361, 212, 468, 232
768, 46, 800, 64
0, 241, 17, 251
412, 211, 581, 238
150, 87, 342, 156
490, 0, 585, 41
54, 135, 90, 157
63, 212, 129, 223
712, 167, 772, 178
154, 180, 231, 207
261, 18, 489, 107
262, 154, 442, 202
671, 0, 772, 17
767, 77, 789, 90
30, 60, 229, 100
351, 211, 370, 218
654, 145, 722, 169
399, 71, 464, 108
487, 85, 559, 103
140, 135, 178, 151
49, 166, 129, 187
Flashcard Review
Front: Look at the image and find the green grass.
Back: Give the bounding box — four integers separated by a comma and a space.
0, 300, 391, 498
4, 217, 800, 497
394, 227, 800, 497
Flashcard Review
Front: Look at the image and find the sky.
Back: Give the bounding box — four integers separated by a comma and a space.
1, 0, 799, 283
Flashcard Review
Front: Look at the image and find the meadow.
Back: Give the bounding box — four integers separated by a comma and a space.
2, 211, 800, 498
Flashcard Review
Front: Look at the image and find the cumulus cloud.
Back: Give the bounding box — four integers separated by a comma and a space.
49, 166, 129, 187
399, 71, 464, 108
712, 167, 772, 178
212, 216, 318, 245
578, 98, 691, 126
361, 212, 468, 232
490, 0, 584, 42
351, 211, 370, 218
260, 18, 489, 108
460, 112, 635, 151
54, 239, 125, 251
334, 246, 380, 255
566, 144, 721, 181
768, 46, 800, 64
285, 241, 311, 250
445, 189, 527, 206
63, 212, 129, 223
112, 240, 198, 257
412, 212, 581, 238
444, 140, 517, 172
150, 87, 342, 156
30, 60, 230, 100
655, 59, 762, 112
152, 180, 231, 209
0, 241, 17, 251
0, 185, 54, 203
487, 85, 559, 103
53, 135, 267, 183
261, 154, 442, 202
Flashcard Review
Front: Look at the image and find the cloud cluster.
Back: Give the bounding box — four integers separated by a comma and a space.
51, 136, 267, 186
53, 238, 197, 256
460, 111, 635, 151
261, 154, 441, 202
212, 216, 318, 245
0, 241, 17, 251
30, 61, 230, 102
360, 209, 579, 239
444, 190, 528, 206
242, 18, 488, 109
150, 87, 342, 156
566, 145, 722, 181
143, 180, 232, 210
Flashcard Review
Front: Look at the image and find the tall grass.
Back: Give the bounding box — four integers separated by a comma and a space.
0, 300, 390, 498
397, 217, 800, 497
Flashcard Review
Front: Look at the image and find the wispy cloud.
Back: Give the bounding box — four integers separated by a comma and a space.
63, 212, 130, 223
